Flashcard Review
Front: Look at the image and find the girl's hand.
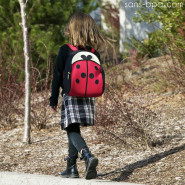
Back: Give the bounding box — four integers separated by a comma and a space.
50, 106, 57, 112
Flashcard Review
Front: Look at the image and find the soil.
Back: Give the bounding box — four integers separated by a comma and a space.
0, 55, 185, 185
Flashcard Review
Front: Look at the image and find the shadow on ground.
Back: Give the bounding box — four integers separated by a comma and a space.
97, 144, 185, 181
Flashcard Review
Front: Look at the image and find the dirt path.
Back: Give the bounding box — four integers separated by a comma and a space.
0, 56, 185, 184
0, 94, 184, 185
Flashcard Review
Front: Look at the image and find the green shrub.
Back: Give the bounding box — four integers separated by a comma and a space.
125, 30, 168, 58
133, 0, 185, 62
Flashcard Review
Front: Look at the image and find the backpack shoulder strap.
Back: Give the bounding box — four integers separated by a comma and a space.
66, 43, 78, 51
91, 48, 95, 53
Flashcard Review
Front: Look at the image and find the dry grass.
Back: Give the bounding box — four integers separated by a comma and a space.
0, 91, 184, 184
0, 55, 185, 184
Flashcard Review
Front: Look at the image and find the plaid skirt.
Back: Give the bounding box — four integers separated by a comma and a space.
61, 94, 95, 130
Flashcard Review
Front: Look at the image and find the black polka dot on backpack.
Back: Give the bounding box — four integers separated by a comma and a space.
89, 73, 94, 79
76, 64, 80, 69
95, 80, 99, 84
81, 73, 86, 78
95, 66, 98, 70
76, 79, 80, 83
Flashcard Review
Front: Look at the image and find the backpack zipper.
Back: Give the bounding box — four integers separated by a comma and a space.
84, 60, 88, 97
68, 72, 71, 79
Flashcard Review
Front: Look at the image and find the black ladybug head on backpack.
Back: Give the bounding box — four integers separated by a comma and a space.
63, 44, 105, 97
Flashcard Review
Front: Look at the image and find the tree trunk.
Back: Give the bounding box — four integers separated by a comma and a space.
19, 0, 31, 144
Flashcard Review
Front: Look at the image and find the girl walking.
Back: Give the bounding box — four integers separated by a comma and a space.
49, 12, 108, 180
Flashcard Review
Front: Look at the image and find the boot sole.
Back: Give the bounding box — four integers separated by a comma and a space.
60, 173, 79, 178
85, 157, 98, 180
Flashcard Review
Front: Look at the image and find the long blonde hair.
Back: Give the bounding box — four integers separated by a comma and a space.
65, 12, 109, 50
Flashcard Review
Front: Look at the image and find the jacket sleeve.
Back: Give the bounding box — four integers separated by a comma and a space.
49, 46, 66, 106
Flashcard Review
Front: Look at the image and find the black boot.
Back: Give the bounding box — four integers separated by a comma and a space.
81, 148, 98, 180
60, 155, 79, 178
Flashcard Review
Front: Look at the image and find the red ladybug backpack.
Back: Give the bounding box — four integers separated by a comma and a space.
63, 44, 105, 97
